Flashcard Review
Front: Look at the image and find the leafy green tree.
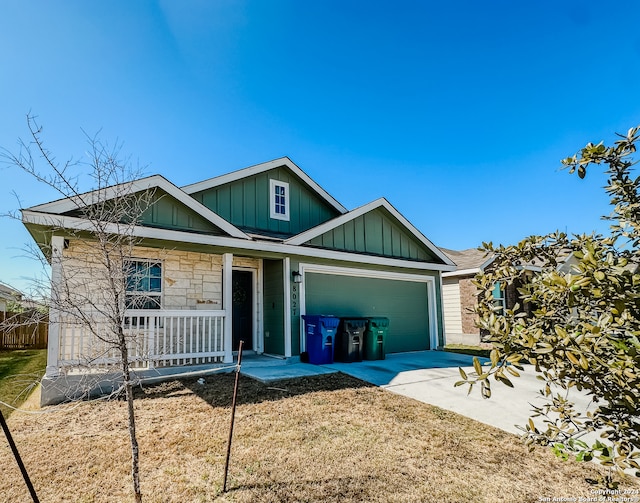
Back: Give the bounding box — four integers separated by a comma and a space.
461, 126, 640, 485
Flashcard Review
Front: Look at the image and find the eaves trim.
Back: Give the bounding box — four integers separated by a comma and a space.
22, 211, 456, 272
441, 267, 482, 278
25, 175, 250, 240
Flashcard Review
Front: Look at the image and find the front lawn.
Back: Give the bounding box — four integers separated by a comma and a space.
2, 372, 636, 502
0, 349, 47, 417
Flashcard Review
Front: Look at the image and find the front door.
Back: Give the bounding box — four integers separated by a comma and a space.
232, 270, 253, 351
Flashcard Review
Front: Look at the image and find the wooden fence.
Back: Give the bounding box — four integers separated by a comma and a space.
0, 311, 48, 350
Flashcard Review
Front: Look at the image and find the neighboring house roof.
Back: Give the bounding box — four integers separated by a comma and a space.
442, 246, 555, 278
441, 248, 494, 277
0, 282, 22, 301
0, 282, 23, 312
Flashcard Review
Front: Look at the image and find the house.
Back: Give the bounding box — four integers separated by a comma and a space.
22, 157, 456, 404
0, 282, 22, 314
441, 248, 542, 346
440, 248, 493, 346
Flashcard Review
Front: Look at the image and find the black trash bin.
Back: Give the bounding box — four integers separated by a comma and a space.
364, 317, 389, 360
336, 318, 366, 363
302, 315, 339, 365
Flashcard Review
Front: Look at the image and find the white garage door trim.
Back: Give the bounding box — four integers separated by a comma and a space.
298, 263, 440, 352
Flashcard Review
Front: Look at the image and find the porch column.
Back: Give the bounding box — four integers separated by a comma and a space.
223, 253, 233, 363
427, 278, 440, 350
283, 257, 292, 357
45, 236, 64, 378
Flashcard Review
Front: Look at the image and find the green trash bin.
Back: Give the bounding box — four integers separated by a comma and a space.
364, 317, 389, 360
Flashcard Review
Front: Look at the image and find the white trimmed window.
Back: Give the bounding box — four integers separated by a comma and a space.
125, 259, 162, 310
270, 179, 290, 221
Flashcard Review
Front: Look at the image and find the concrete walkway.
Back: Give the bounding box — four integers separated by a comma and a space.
241, 351, 595, 436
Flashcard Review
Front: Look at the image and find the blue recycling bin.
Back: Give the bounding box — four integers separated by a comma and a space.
302, 315, 339, 365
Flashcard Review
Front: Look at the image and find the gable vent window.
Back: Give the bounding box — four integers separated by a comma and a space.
270, 179, 290, 221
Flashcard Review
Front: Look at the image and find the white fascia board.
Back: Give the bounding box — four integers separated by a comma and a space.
22, 211, 456, 272
441, 262, 542, 278
557, 252, 578, 274
442, 267, 481, 278
0, 282, 22, 296
300, 262, 440, 283
181, 157, 348, 214
441, 254, 495, 277
27, 175, 167, 214
153, 178, 250, 239
519, 265, 543, 272
286, 197, 456, 267
284, 198, 383, 245
478, 255, 496, 270
26, 176, 250, 240
375, 198, 455, 266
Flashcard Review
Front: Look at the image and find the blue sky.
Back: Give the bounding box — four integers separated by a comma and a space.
1, 0, 640, 294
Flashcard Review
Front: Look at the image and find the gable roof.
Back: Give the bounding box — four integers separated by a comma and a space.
22, 159, 456, 272
181, 157, 348, 215
0, 282, 22, 301
25, 175, 250, 240
286, 198, 455, 266
441, 248, 494, 276
442, 247, 549, 278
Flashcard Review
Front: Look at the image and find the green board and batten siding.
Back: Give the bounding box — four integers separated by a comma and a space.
191, 166, 341, 237
305, 207, 439, 262
64, 189, 226, 235
139, 189, 226, 234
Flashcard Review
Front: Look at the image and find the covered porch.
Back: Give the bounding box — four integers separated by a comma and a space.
44, 251, 255, 378
54, 309, 228, 373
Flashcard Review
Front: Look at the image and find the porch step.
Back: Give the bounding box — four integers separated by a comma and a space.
234, 353, 337, 382
239, 354, 300, 368
240, 362, 337, 383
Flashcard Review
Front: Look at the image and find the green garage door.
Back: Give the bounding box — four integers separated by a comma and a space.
304, 273, 431, 353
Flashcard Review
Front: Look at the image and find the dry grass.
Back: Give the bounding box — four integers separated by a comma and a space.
1, 372, 636, 502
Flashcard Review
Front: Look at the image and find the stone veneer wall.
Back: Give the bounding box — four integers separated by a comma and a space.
61, 240, 262, 311
157, 247, 223, 309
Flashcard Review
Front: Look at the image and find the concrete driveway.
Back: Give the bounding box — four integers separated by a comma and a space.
323, 351, 595, 435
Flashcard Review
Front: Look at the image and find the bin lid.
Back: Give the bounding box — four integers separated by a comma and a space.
368, 317, 390, 328
341, 318, 368, 329
302, 315, 340, 329
320, 316, 341, 329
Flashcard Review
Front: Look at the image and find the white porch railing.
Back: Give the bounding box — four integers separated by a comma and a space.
57, 309, 227, 370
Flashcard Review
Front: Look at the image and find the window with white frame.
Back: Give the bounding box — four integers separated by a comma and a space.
125, 259, 162, 310
270, 179, 290, 221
